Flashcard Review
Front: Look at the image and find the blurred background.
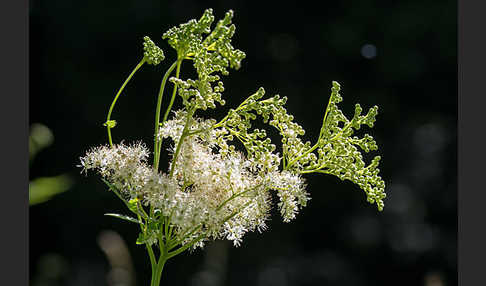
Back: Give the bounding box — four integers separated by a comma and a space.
29, 0, 456, 285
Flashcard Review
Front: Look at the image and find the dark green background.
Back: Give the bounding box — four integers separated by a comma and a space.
30, 1, 456, 285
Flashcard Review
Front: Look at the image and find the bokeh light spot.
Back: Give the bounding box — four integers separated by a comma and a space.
360, 44, 377, 59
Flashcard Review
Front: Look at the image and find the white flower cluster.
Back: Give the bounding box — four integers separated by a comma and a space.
271, 171, 309, 222
80, 112, 309, 247
79, 142, 153, 197
159, 111, 309, 246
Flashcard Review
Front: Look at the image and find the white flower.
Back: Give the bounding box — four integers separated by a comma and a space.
80, 114, 310, 248
271, 170, 309, 222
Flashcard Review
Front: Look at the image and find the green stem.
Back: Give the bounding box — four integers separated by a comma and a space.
283, 92, 336, 169
213, 89, 262, 129
186, 127, 211, 136
153, 60, 179, 170
102, 179, 158, 284
155, 59, 183, 171
284, 142, 319, 170
106, 58, 146, 147
221, 200, 253, 224
152, 254, 167, 286
318, 98, 333, 138
167, 233, 205, 259
300, 169, 331, 175
101, 179, 148, 219
169, 107, 195, 177
151, 227, 169, 286
146, 244, 156, 285
168, 224, 202, 251
162, 59, 183, 125
216, 186, 257, 212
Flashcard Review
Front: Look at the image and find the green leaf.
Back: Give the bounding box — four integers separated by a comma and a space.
101, 178, 116, 191
103, 120, 117, 128
136, 232, 147, 245
100, 179, 143, 215
29, 174, 73, 205
101, 178, 125, 200
104, 213, 140, 224
128, 198, 139, 214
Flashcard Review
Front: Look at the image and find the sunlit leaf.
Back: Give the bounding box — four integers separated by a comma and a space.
104, 213, 140, 224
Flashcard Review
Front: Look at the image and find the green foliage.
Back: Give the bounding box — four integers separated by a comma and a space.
127, 198, 139, 214
29, 123, 72, 206
29, 175, 73, 206
104, 213, 140, 224
136, 232, 148, 245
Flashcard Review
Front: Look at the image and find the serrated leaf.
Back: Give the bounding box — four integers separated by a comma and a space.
104, 213, 140, 224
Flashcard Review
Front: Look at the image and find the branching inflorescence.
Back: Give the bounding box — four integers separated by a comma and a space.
79, 8, 385, 286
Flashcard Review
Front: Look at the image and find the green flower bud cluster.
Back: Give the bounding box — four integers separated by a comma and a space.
143, 36, 165, 65
162, 8, 214, 57
215, 88, 279, 162
214, 86, 313, 171
214, 80, 385, 210
164, 9, 245, 111
199, 10, 246, 70
288, 82, 385, 210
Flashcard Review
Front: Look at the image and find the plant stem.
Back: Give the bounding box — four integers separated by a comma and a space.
169, 107, 195, 177
318, 91, 334, 139
154, 58, 183, 171
106, 58, 146, 147
284, 142, 319, 170
153, 60, 179, 170
167, 234, 204, 259
146, 245, 157, 286
151, 255, 167, 286
162, 59, 182, 125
